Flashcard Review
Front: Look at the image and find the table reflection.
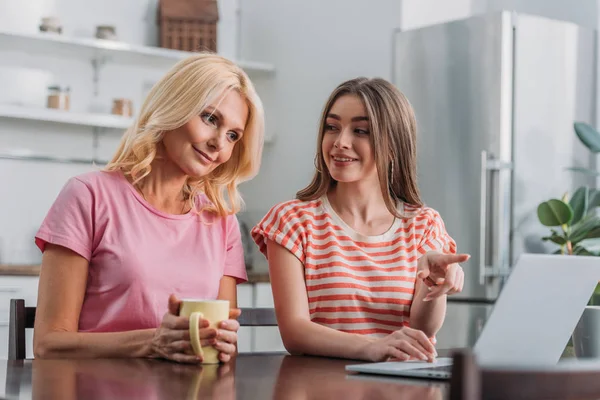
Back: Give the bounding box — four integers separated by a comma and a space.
30, 358, 235, 400
273, 355, 446, 400
3, 354, 447, 400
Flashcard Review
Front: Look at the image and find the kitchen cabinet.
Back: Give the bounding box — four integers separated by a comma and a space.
237, 282, 285, 353
0, 276, 39, 359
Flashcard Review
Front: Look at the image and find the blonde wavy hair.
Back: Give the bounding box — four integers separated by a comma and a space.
297, 77, 421, 217
105, 53, 265, 217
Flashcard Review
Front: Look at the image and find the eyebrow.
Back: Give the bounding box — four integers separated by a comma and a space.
327, 113, 369, 122
205, 106, 245, 135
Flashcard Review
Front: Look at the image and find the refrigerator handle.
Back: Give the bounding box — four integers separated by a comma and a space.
479, 150, 514, 285
479, 151, 488, 285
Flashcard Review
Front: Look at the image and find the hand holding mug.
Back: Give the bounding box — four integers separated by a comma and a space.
179, 297, 236, 364
212, 308, 241, 363
150, 294, 199, 364
150, 295, 239, 364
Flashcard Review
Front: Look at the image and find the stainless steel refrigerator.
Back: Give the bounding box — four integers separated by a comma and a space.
392, 11, 597, 349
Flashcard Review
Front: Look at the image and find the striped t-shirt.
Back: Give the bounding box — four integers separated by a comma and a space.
251, 195, 456, 337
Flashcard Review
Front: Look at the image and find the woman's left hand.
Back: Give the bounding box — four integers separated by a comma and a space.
417, 252, 470, 301
213, 308, 241, 363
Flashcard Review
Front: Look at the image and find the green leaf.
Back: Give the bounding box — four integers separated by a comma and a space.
537, 199, 574, 227
589, 189, 600, 210
573, 245, 594, 256
542, 235, 567, 245
585, 226, 600, 239
574, 122, 600, 153
570, 186, 589, 225
565, 167, 600, 177
569, 215, 600, 244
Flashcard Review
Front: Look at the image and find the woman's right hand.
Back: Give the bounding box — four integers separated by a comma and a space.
148, 295, 214, 364
361, 327, 437, 362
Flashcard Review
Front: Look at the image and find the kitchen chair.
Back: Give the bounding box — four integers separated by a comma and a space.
449, 349, 600, 400
8, 298, 277, 360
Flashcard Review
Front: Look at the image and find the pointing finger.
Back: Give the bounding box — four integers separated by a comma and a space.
430, 253, 470, 266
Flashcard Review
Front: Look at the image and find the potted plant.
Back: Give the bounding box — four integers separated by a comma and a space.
537, 121, 600, 358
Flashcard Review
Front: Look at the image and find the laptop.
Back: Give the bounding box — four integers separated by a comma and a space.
346, 253, 600, 379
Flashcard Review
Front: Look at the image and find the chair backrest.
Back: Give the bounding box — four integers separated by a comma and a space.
449, 349, 600, 400
7, 299, 276, 360
8, 299, 36, 360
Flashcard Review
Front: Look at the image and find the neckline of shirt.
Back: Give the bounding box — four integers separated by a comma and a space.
319, 194, 404, 243
116, 170, 196, 220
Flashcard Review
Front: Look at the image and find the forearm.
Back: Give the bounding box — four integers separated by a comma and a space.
281, 318, 374, 360
34, 329, 156, 359
409, 281, 447, 338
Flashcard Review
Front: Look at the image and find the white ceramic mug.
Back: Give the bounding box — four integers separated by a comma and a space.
179, 299, 230, 364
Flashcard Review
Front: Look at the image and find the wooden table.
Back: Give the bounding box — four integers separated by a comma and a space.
2, 353, 448, 399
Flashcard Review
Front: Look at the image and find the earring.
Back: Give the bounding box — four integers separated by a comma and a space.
389, 159, 395, 180
314, 154, 322, 173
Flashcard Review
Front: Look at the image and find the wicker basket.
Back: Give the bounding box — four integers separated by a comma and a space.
158, 0, 219, 52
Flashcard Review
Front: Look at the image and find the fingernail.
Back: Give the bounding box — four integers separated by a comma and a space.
420, 354, 428, 361
221, 321, 228, 328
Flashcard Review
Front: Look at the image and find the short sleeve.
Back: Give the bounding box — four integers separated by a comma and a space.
35, 177, 95, 260
416, 209, 457, 256
251, 201, 305, 263
223, 215, 248, 284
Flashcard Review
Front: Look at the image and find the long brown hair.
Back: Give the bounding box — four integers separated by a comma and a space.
296, 77, 421, 217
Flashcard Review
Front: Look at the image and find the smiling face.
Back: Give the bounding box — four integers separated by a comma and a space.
321, 94, 377, 185
161, 90, 249, 178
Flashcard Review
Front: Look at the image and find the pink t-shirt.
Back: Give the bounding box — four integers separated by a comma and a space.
35, 170, 247, 332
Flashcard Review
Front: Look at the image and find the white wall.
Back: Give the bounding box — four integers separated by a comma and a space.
238, 0, 402, 213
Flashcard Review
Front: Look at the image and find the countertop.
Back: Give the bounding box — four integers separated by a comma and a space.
0, 264, 270, 283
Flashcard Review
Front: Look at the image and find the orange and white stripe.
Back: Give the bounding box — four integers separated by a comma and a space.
252, 196, 456, 337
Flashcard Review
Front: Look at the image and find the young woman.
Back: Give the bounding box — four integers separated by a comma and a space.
33, 53, 264, 363
252, 78, 469, 362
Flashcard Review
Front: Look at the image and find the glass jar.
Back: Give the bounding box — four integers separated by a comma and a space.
112, 98, 133, 117
47, 86, 70, 111
39, 17, 62, 34
96, 25, 117, 40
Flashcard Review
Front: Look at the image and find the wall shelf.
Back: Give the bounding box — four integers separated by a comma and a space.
0, 104, 275, 143
0, 30, 275, 74
0, 29, 275, 165
0, 104, 132, 130
0, 150, 107, 165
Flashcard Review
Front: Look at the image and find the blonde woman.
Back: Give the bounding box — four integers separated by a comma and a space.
33, 53, 264, 363
252, 78, 469, 362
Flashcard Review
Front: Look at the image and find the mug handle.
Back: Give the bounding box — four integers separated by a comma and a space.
189, 311, 204, 359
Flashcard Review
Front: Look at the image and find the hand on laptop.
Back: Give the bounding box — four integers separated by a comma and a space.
361, 327, 437, 362
417, 252, 470, 301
